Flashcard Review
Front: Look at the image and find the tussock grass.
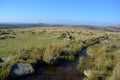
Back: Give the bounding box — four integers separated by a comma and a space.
109, 61, 120, 80
0, 27, 120, 80
0, 61, 15, 80
43, 44, 63, 64
77, 33, 120, 80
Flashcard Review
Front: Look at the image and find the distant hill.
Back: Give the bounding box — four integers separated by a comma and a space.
0, 23, 47, 29
0, 23, 67, 29
73, 25, 120, 32
102, 26, 120, 32
0, 23, 120, 32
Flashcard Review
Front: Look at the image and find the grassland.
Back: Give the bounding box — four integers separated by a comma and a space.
77, 32, 120, 80
0, 27, 105, 57
0, 27, 120, 80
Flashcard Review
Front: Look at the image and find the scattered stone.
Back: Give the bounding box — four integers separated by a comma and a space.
84, 69, 91, 78
66, 34, 72, 40
102, 36, 109, 43
9, 63, 34, 78
103, 39, 108, 43
0, 57, 12, 62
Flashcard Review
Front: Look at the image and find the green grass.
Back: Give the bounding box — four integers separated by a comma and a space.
0, 27, 104, 57
0, 27, 120, 80
77, 33, 120, 80
0, 31, 63, 57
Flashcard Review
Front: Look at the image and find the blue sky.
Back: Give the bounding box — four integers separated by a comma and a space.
0, 0, 120, 25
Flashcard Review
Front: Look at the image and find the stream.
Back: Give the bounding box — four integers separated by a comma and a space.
19, 48, 87, 80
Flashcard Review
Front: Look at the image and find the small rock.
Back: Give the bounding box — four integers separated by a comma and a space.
66, 34, 72, 40
0, 57, 12, 62
9, 63, 34, 78
84, 69, 91, 78
103, 39, 108, 43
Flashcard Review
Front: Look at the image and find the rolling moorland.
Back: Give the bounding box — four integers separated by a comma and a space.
0, 25, 120, 80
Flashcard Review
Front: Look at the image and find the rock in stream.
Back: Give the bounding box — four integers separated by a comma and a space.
8, 63, 34, 78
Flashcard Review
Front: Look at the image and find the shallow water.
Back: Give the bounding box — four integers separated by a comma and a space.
20, 59, 84, 80
18, 48, 87, 80
81, 48, 87, 57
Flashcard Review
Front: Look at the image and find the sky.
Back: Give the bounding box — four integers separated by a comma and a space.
0, 0, 120, 25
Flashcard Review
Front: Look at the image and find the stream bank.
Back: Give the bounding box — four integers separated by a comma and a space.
4, 36, 108, 80
17, 47, 87, 80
